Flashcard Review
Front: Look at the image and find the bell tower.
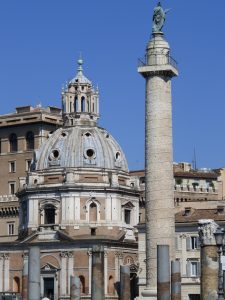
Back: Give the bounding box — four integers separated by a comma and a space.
62, 59, 99, 126
138, 2, 178, 299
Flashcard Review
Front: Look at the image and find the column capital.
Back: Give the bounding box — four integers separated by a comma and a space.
60, 251, 68, 258
3, 253, 9, 260
198, 219, 219, 246
115, 251, 123, 259
68, 251, 73, 258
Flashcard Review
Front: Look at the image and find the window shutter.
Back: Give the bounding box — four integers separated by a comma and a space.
197, 261, 201, 277
186, 237, 191, 251
186, 261, 191, 277
175, 236, 179, 250
196, 237, 201, 249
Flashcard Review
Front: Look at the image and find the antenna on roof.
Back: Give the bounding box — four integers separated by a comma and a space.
192, 147, 197, 170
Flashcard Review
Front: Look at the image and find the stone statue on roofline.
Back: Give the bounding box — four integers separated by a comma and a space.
152, 2, 170, 33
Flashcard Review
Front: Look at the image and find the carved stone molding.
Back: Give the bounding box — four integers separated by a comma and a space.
115, 251, 123, 259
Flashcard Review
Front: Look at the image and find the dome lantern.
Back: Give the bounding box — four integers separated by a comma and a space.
62, 59, 99, 127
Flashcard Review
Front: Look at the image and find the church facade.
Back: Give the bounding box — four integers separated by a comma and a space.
0, 60, 140, 299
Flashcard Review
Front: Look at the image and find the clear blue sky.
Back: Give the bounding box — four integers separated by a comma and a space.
0, 1, 224, 170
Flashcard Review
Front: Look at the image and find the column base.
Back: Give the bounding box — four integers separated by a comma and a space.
141, 287, 157, 300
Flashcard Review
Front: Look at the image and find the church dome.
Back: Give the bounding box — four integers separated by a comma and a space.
34, 125, 129, 172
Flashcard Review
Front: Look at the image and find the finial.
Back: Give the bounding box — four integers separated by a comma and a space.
77, 53, 83, 74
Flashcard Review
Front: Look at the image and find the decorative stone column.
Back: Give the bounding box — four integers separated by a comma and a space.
68, 252, 74, 294
120, 266, 130, 300
60, 252, 68, 296
115, 252, 123, 282
28, 246, 40, 300
70, 276, 80, 300
91, 245, 104, 300
138, 4, 178, 297
198, 219, 219, 300
104, 251, 108, 295
0, 255, 3, 292
4, 254, 9, 291
22, 254, 29, 300
157, 245, 170, 300
171, 260, 181, 300
88, 251, 92, 294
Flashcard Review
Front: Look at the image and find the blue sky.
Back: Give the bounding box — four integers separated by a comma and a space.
0, 1, 224, 170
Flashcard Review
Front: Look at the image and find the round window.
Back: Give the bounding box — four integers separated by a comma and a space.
115, 152, 121, 161
52, 150, 59, 158
86, 149, 94, 158
61, 132, 67, 138
49, 149, 60, 161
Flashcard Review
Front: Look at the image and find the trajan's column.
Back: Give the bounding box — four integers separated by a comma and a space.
138, 3, 178, 299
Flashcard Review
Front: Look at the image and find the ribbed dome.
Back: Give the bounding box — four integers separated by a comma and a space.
34, 126, 129, 172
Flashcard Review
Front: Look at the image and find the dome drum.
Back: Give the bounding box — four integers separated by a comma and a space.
21, 168, 139, 191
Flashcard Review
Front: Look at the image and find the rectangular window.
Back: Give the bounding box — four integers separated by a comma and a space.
191, 236, 198, 250
189, 295, 200, 300
8, 223, 15, 235
124, 209, 131, 224
9, 182, 16, 195
26, 160, 31, 171
190, 262, 198, 277
9, 161, 16, 173
187, 260, 200, 277
186, 236, 200, 250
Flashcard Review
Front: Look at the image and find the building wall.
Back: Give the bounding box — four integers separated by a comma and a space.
0, 246, 138, 299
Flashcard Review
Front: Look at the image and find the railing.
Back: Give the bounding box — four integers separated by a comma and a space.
0, 195, 18, 202
138, 54, 178, 70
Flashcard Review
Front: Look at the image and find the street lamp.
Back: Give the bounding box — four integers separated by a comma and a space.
214, 227, 225, 300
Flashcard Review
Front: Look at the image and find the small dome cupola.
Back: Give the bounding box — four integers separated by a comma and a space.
62, 59, 99, 126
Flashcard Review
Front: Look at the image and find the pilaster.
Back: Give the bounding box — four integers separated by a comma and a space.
0, 255, 3, 292
4, 254, 9, 291
60, 252, 67, 296
87, 251, 92, 294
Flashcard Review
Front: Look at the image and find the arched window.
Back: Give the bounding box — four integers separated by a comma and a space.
81, 97, 85, 112
44, 204, 55, 225
13, 276, 20, 293
26, 131, 34, 150
89, 202, 97, 222
9, 133, 18, 152
108, 275, 115, 294
74, 96, 78, 112
79, 275, 85, 294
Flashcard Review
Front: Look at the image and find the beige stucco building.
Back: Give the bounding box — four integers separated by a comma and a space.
134, 165, 225, 300
0, 105, 62, 243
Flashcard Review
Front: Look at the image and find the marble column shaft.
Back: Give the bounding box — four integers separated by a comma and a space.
120, 266, 130, 300
28, 246, 40, 300
70, 276, 80, 300
91, 245, 104, 300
